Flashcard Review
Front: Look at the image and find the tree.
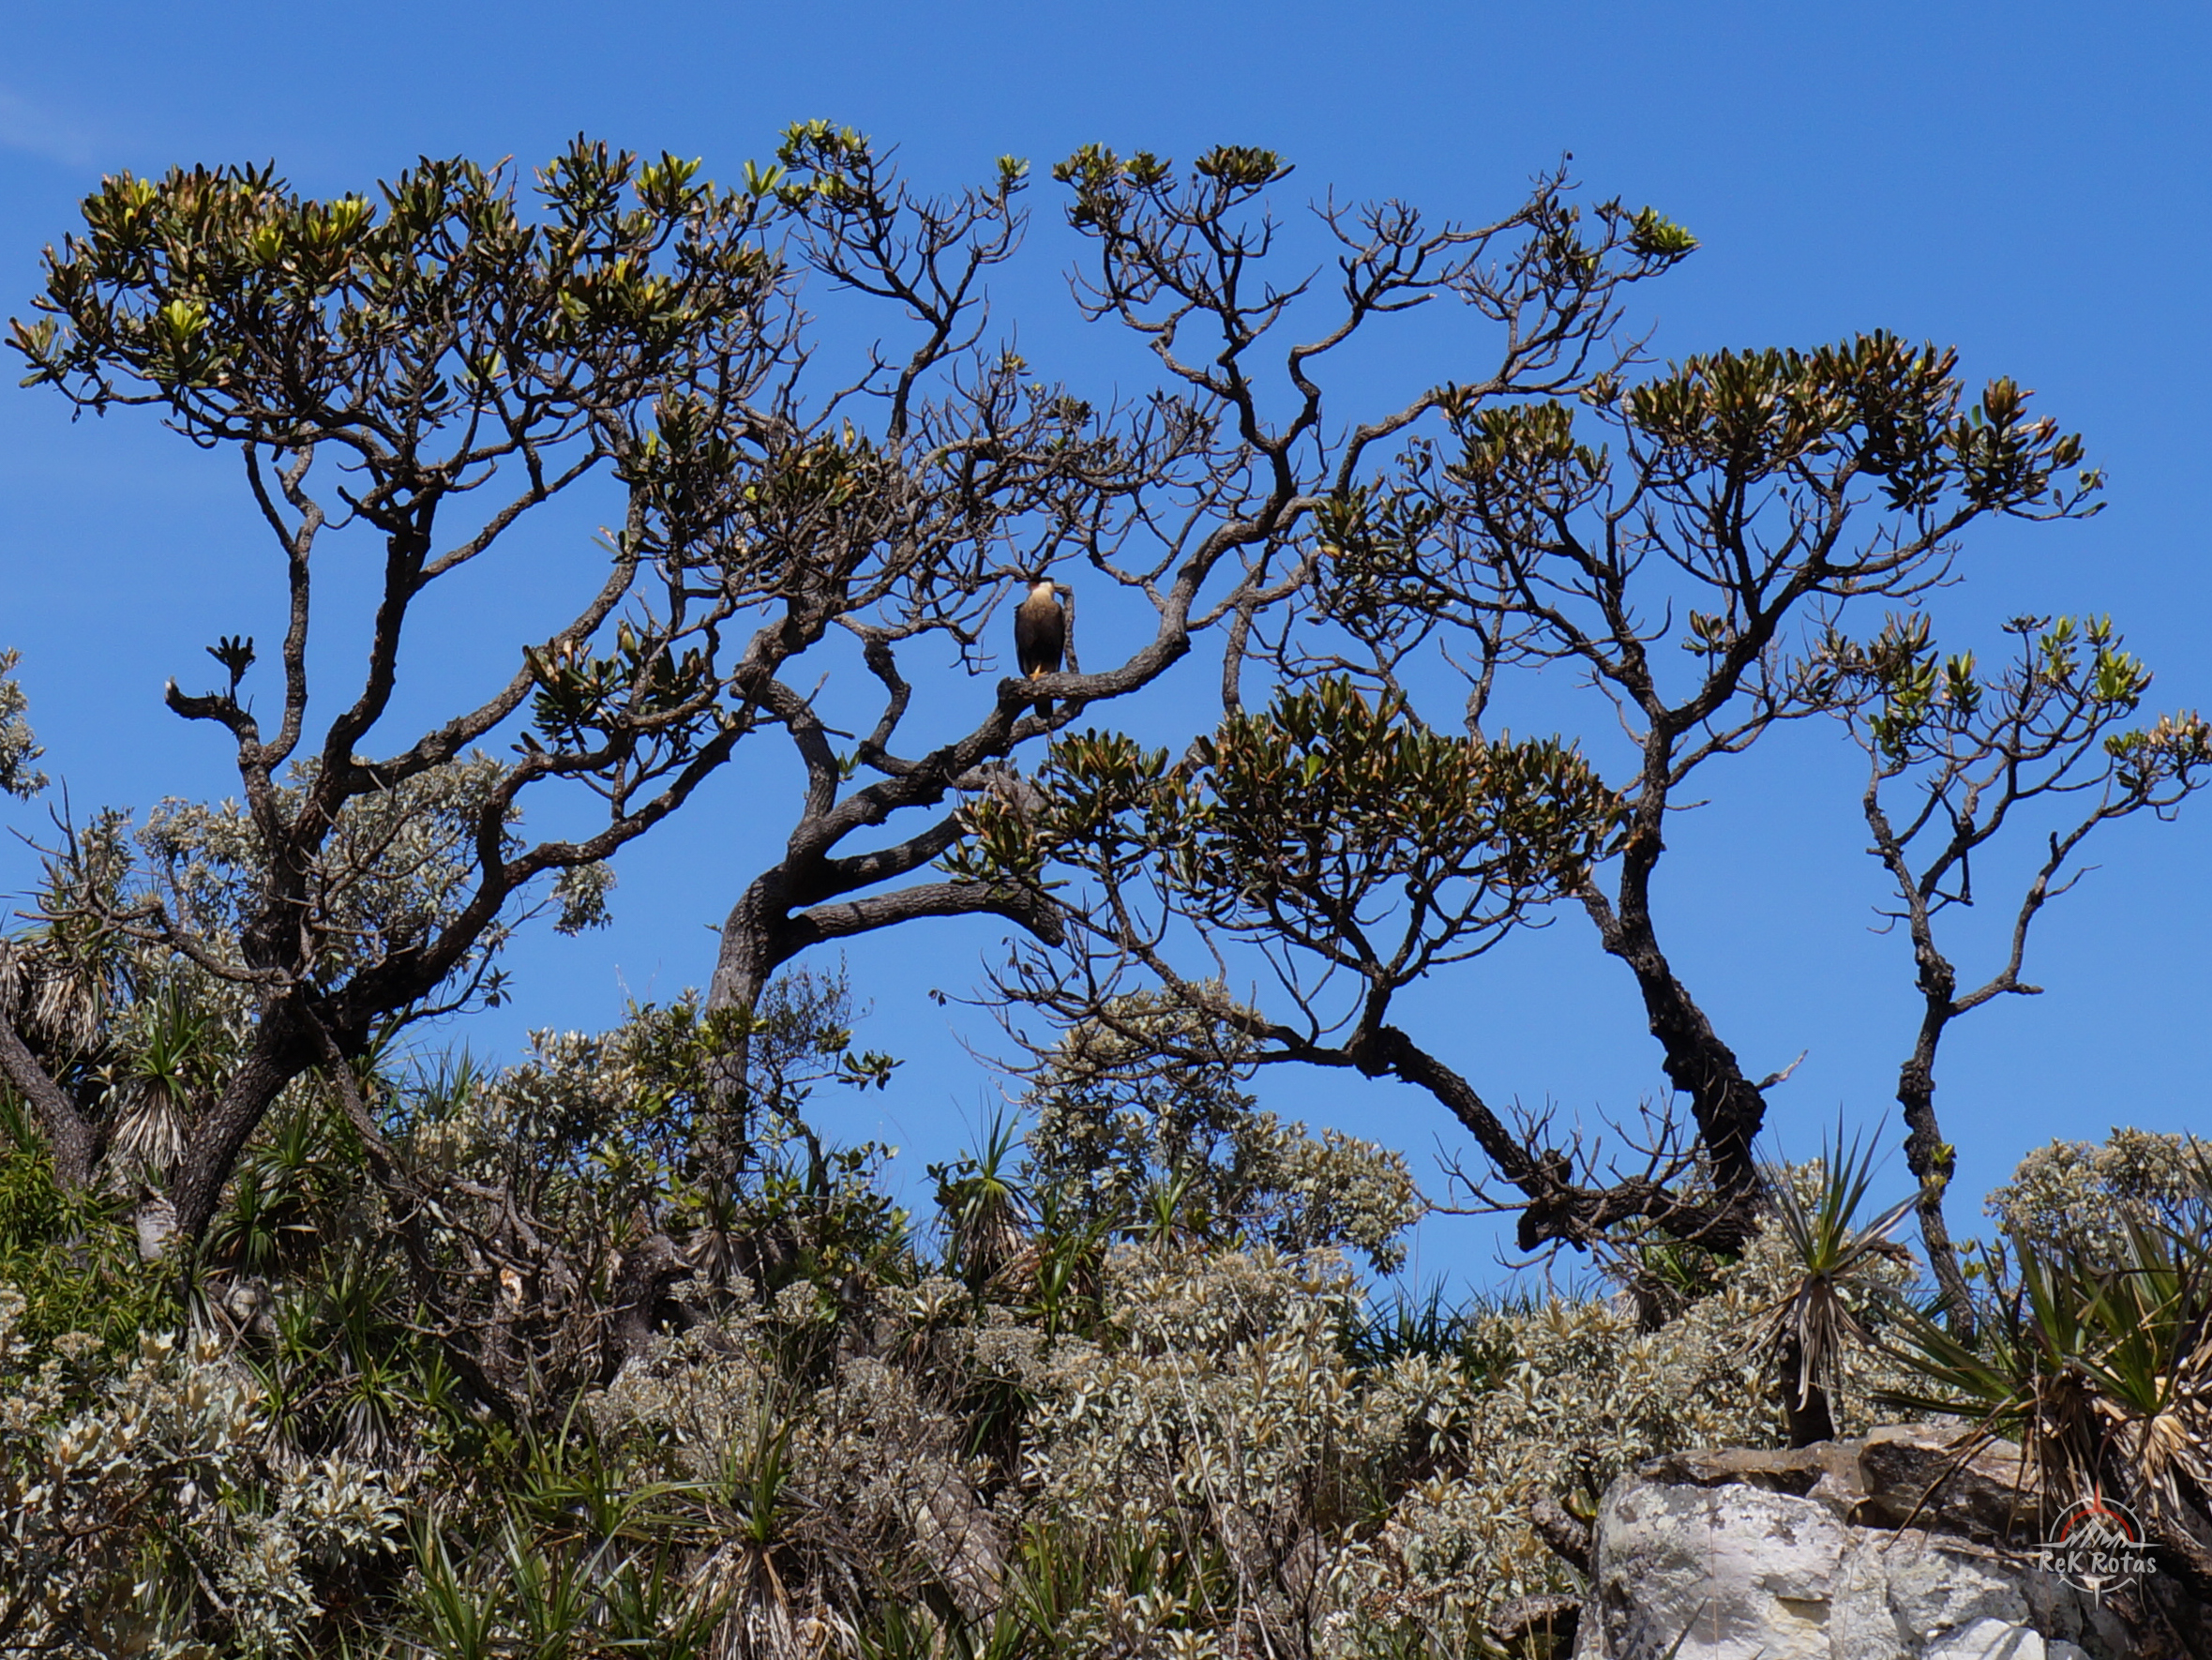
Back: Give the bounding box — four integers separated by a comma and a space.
1821, 611, 2211, 1325
2, 132, 1694, 1253
981, 336, 2201, 1260
697, 132, 1697, 1036
3, 143, 792, 1242
11, 127, 2212, 1658
971, 676, 1623, 1253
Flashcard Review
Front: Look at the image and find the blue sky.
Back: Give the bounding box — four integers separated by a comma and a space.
1, 2, 2205, 1288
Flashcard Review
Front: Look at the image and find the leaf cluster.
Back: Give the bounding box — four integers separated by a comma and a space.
13, 142, 772, 437
960, 680, 1618, 1013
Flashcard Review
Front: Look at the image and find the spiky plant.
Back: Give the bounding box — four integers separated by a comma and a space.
1879, 1204, 2212, 1601
933, 1112, 1031, 1294
110, 983, 222, 1176
1758, 1124, 1915, 1446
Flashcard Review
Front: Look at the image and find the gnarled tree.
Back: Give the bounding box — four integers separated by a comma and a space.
6, 143, 794, 1239
699, 134, 1700, 1044
1819, 611, 2211, 1325
985, 336, 2134, 1255
968, 678, 1627, 1251
2, 132, 1696, 1255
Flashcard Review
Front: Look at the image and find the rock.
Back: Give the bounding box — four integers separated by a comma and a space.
1571, 1428, 2163, 1659
899, 1457, 1003, 1620
1627, 1426, 2052, 1544
1531, 1488, 1594, 1575
1491, 1592, 1582, 1653
1919, 1618, 2092, 1660
1576, 1480, 1846, 1659
1854, 1427, 2052, 1546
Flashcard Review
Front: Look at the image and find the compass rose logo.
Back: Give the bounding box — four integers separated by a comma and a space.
2039, 1496, 2158, 1600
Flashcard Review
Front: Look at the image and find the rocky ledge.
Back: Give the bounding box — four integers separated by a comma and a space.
1572, 1426, 2199, 1660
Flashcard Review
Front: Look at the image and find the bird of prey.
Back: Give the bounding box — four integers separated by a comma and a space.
1014, 576, 1065, 717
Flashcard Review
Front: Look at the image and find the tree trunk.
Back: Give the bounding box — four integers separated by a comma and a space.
167, 1012, 315, 1247
701, 874, 781, 1176
0, 1017, 98, 1190
1779, 1329, 1837, 1447
706, 875, 777, 1019
1897, 1046, 1977, 1341
1580, 842, 1767, 1244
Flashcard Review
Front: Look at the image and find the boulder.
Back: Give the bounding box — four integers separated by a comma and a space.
1572, 1427, 2165, 1659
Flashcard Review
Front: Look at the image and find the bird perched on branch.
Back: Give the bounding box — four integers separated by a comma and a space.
1014, 575, 1065, 717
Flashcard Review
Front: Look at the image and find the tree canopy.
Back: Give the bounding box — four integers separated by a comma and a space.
0, 131, 1713, 1253
3, 128, 2205, 1293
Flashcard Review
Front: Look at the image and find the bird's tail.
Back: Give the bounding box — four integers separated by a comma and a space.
1030, 668, 1053, 719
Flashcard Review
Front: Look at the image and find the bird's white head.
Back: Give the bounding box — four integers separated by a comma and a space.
1028, 577, 1058, 602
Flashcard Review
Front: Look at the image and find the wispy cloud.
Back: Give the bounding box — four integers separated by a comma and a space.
0, 84, 101, 171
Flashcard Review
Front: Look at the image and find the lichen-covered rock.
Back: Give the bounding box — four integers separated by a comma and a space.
1572, 1428, 2159, 1659
1921, 1620, 2091, 1660
1578, 1481, 1847, 1658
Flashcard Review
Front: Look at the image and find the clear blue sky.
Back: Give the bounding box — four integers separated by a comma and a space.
1, 2, 2205, 1288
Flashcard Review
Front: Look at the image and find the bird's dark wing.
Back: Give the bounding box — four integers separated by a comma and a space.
1016, 597, 1065, 678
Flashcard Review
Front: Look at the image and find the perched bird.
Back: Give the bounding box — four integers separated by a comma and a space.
1014, 575, 1065, 717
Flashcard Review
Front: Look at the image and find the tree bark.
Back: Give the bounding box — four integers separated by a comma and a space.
0, 1017, 98, 1190
1358, 1022, 1757, 1253
166, 1007, 318, 1246
1868, 786, 1978, 1338
1898, 1039, 1976, 1339
1579, 824, 1768, 1244
1779, 1330, 1837, 1447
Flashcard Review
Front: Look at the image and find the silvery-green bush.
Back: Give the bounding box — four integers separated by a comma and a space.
10, 998, 2133, 1658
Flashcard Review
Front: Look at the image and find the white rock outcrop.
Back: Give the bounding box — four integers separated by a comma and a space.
1571, 1429, 2166, 1660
